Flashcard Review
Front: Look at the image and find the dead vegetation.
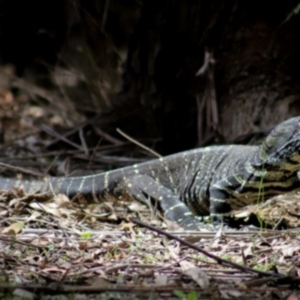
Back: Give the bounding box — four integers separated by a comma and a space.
1, 188, 300, 299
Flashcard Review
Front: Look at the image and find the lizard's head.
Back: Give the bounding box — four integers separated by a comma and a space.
260, 117, 300, 167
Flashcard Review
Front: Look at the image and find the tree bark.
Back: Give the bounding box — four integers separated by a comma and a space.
118, 0, 300, 152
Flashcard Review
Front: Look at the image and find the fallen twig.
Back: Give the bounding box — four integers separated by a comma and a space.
131, 218, 283, 277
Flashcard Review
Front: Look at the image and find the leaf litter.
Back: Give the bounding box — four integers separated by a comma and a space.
0, 187, 300, 299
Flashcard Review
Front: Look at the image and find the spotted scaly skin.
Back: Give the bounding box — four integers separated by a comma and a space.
1, 117, 300, 230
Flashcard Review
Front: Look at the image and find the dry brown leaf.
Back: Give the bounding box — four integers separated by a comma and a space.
27, 210, 42, 221
29, 195, 75, 225
287, 293, 300, 300
2, 221, 24, 235
220, 289, 243, 298
33, 238, 51, 246
128, 202, 146, 212
179, 260, 210, 289
119, 222, 136, 231
29, 202, 60, 216
244, 243, 254, 257
54, 193, 72, 207
89, 277, 113, 287
79, 242, 88, 250
38, 257, 48, 269
281, 244, 300, 257
154, 274, 168, 286
107, 212, 119, 221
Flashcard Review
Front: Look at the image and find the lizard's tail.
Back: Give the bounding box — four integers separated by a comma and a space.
0, 177, 53, 194
0, 171, 122, 201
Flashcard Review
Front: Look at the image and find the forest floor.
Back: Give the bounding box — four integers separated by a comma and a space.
0, 71, 299, 299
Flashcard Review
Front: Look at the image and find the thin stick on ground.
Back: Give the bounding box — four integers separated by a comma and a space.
130, 218, 283, 278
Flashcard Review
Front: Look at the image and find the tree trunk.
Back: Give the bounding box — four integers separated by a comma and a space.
117, 0, 300, 153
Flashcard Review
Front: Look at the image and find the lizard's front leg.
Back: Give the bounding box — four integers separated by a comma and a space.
209, 175, 245, 227
117, 174, 207, 230
209, 185, 231, 227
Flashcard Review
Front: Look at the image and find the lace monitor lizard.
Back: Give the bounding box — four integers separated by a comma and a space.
1, 117, 300, 230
